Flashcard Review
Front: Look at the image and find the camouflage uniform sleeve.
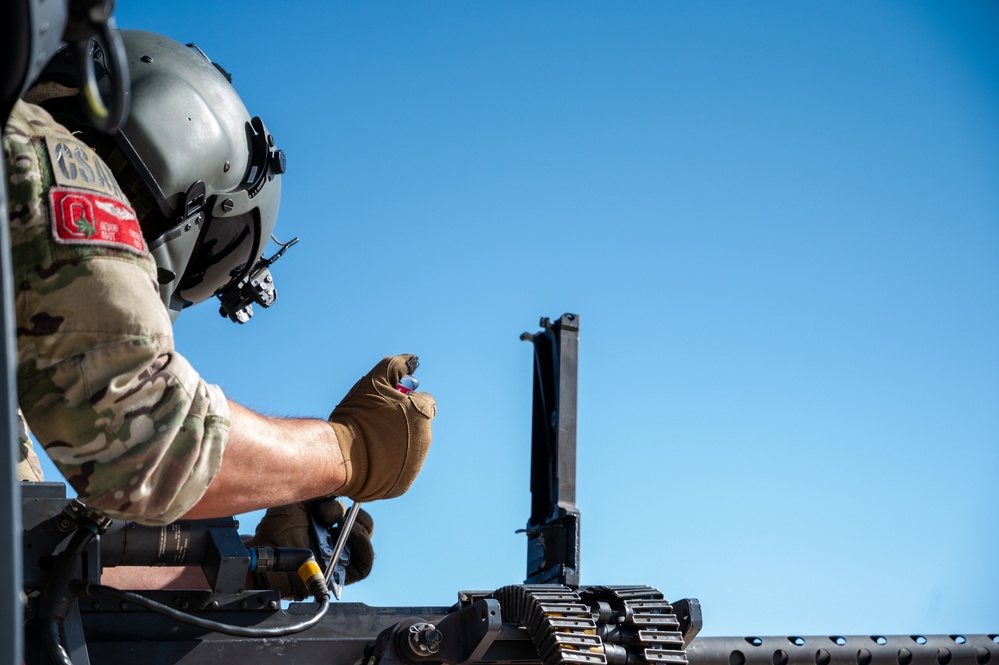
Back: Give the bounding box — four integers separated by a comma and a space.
4, 101, 230, 525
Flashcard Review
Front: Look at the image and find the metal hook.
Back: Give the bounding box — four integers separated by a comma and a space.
66, 4, 130, 133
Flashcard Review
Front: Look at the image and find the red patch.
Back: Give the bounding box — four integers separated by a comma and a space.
48, 187, 146, 255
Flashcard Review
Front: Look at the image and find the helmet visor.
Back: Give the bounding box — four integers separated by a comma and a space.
177, 211, 260, 306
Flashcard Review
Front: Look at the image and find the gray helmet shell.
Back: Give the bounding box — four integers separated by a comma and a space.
112, 31, 284, 318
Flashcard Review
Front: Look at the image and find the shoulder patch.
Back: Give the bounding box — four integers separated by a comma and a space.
48, 187, 147, 256
43, 135, 126, 199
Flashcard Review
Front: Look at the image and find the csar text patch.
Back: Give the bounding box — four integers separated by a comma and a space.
48, 187, 147, 256
44, 135, 127, 199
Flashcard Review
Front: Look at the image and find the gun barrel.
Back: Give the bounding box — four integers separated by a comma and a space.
687, 634, 998, 665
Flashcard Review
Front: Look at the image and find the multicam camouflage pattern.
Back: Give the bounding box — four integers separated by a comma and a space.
4, 101, 230, 525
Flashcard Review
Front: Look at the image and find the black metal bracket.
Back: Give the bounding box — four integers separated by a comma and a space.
520, 313, 581, 587
59, 499, 112, 535
203, 524, 251, 596
673, 598, 704, 647
366, 598, 502, 665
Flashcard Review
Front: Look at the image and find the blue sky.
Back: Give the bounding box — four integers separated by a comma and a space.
39, 1, 997, 637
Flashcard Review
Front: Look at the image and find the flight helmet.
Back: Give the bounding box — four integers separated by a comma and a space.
42, 30, 291, 322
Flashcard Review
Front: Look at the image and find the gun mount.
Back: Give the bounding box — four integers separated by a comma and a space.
18, 314, 999, 664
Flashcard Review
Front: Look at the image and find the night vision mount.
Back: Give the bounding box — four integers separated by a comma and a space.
217, 234, 299, 323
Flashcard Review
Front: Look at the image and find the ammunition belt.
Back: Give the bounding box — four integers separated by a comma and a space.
491, 585, 688, 665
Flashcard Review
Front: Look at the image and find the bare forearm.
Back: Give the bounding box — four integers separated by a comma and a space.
182, 401, 346, 519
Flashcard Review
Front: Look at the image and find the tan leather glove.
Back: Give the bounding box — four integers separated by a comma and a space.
329, 355, 436, 502
246, 499, 374, 600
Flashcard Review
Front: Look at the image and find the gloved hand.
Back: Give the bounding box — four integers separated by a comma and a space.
246, 498, 374, 600
329, 355, 436, 502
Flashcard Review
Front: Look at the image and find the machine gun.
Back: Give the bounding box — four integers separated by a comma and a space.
18, 313, 999, 665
